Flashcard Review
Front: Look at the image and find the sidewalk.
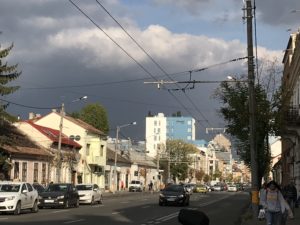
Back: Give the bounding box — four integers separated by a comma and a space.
241, 207, 300, 225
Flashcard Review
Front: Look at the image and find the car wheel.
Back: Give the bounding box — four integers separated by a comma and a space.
186, 200, 190, 206
90, 196, 95, 205
14, 201, 21, 215
64, 200, 69, 209
98, 195, 103, 204
75, 199, 79, 208
159, 201, 163, 206
31, 200, 39, 213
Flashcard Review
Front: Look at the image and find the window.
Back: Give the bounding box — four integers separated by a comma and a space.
100, 145, 104, 157
154, 121, 157, 126
22, 162, 27, 182
157, 128, 160, 133
187, 121, 192, 125
26, 183, 33, 192
21, 184, 27, 192
187, 136, 192, 140
14, 162, 19, 180
86, 143, 90, 156
42, 163, 46, 184
33, 163, 38, 182
188, 128, 192, 132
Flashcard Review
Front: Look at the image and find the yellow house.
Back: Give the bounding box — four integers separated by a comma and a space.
33, 111, 107, 188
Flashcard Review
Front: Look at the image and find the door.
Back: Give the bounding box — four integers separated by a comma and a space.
26, 183, 35, 208
20, 184, 29, 209
93, 184, 101, 202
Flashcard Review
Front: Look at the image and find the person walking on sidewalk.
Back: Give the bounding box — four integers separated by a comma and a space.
283, 180, 297, 214
260, 180, 293, 225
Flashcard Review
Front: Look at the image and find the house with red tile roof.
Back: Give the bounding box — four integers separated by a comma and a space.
0, 120, 52, 184
31, 110, 107, 188
14, 121, 82, 184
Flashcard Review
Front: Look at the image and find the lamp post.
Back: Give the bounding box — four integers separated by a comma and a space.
113, 121, 136, 193
56, 96, 88, 183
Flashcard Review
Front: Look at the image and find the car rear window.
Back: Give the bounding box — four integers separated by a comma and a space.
76, 185, 93, 190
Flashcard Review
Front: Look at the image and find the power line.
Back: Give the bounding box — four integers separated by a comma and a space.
0, 98, 60, 110
94, 0, 212, 126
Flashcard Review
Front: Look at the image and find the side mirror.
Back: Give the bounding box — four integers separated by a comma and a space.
22, 190, 28, 194
93, 188, 98, 191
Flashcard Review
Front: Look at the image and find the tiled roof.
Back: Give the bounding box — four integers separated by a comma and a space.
26, 121, 82, 149
1, 145, 52, 158
53, 112, 105, 136
106, 147, 130, 164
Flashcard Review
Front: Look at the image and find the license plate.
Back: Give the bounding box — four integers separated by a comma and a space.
167, 198, 175, 201
45, 199, 54, 203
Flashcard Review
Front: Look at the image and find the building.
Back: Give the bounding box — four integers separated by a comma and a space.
31, 111, 107, 189
0, 120, 52, 184
14, 121, 82, 184
145, 113, 196, 158
281, 30, 300, 194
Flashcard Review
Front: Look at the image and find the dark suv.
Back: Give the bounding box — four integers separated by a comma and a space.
39, 183, 79, 209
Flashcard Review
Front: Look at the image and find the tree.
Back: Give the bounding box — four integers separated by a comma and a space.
0, 43, 21, 122
195, 169, 205, 182
160, 140, 198, 182
214, 59, 281, 187
72, 103, 109, 134
203, 174, 210, 183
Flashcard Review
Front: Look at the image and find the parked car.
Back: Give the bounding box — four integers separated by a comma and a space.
183, 184, 195, 195
159, 184, 190, 206
194, 184, 207, 194
0, 181, 39, 215
76, 184, 102, 205
227, 185, 238, 192
128, 180, 143, 192
39, 183, 79, 209
32, 183, 45, 207
212, 184, 222, 191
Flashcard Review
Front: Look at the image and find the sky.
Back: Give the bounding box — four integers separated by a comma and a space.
1, 0, 300, 141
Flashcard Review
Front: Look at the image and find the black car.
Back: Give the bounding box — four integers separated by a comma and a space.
32, 183, 45, 207
159, 184, 190, 206
39, 183, 79, 209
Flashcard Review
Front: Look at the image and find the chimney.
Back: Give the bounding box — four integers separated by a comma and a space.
29, 112, 36, 120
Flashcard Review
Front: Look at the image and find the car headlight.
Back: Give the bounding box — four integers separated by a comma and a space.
57, 195, 65, 200
5, 196, 15, 201
178, 194, 184, 198
159, 193, 165, 197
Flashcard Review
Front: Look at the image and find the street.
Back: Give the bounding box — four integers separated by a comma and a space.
0, 191, 249, 225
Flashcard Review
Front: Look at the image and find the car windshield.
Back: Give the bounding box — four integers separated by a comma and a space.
0, 184, 20, 192
76, 185, 93, 191
45, 184, 68, 192
164, 185, 184, 192
130, 181, 140, 184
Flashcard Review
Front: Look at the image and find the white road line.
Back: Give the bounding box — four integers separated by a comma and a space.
112, 211, 120, 215
51, 209, 70, 214
0, 218, 8, 220
92, 204, 104, 208
63, 219, 85, 224
141, 206, 150, 209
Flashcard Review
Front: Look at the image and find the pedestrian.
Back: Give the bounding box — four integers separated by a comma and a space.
260, 180, 293, 225
148, 181, 153, 191
283, 180, 297, 214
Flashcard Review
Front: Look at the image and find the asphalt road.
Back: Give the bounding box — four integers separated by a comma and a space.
0, 191, 250, 225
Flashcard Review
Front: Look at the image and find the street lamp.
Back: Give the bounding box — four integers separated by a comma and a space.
113, 121, 137, 193
56, 96, 88, 183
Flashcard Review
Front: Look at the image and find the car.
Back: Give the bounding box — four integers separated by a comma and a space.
128, 180, 143, 192
76, 184, 102, 205
183, 184, 194, 195
0, 181, 39, 215
227, 185, 238, 192
212, 185, 222, 191
39, 183, 79, 209
159, 184, 190, 206
32, 183, 45, 207
194, 184, 207, 194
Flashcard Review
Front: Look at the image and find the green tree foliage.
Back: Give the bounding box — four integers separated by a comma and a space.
0, 43, 21, 121
214, 60, 281, 186
160, 140, 198, 182
72, 103, 109, 134
203, 174, 210, 183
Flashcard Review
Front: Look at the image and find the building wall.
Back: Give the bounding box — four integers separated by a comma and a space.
35, 112, 106, 188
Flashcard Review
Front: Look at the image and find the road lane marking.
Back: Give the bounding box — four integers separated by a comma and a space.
141, 206, 150, 208
51, 209, 70, 214
92, 204, 104, 208
120, 201, 129, 204
112, 211, 120, 215
63, 219, 85, 224
0, 218, 8, 221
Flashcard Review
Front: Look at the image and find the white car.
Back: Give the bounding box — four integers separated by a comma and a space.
227, 185, 238, 192
76, 184, 102, 205
0, 181, 39, 215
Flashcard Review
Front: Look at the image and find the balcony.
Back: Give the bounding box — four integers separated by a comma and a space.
284, 106, 300, 125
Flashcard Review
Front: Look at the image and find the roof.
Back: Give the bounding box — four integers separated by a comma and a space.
25, 121, 81, 149
106, 147, 131, 164
2, 145, 52, 158
61, 113, 105, 136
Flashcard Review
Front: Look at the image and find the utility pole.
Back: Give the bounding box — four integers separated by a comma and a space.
57, 103, 64, 183
245, 0, 259, 216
